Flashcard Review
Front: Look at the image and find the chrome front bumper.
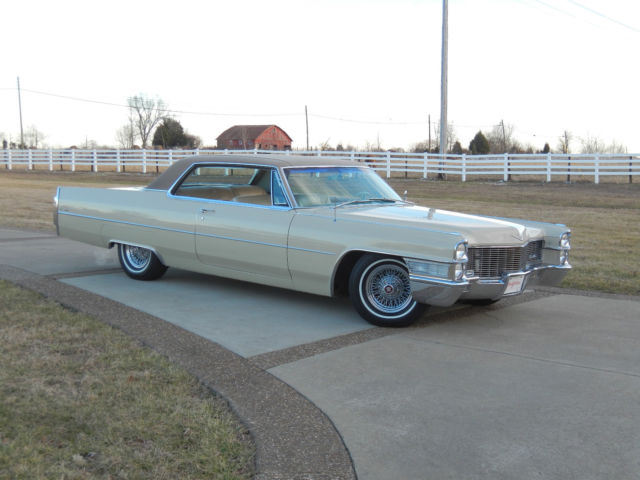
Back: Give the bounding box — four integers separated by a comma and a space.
410, 263, 571, 307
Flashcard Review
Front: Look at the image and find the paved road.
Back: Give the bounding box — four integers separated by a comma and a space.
2, 227, 639, 480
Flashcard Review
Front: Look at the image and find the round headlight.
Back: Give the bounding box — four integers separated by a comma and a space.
455, 242, 468, 262
560, 233, 571, 249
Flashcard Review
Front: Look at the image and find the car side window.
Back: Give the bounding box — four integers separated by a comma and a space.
271, 170, 289, 207
173, 165, 272, 206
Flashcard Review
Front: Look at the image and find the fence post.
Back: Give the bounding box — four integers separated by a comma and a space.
503, 153, 509, 181
462, 154, 467, 182
386, 151, 391, 178
630, 156, 633, 184
567, 155, 571, 183
93, 150, 98, 173
421, 153, 427, 179
546, 153, 552, 182
70, 150, 75, 172
116, 150, 121, 173
7, 149, 12, 170
594, 154, 600, 184
48, 149, 53, 171
28, 150, 33, 170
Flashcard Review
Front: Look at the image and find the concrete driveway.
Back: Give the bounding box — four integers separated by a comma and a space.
2, 227, 639, 480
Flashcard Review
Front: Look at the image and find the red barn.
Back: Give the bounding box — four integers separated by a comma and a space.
216, 125, 292, 150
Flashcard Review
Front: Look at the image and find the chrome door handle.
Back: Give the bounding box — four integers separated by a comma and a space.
199, 208, 215, 221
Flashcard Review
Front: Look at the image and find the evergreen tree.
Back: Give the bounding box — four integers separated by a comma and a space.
469, 131, 490, 155
152, 118, 187, 148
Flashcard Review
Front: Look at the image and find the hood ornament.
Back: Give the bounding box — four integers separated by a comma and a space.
511, 226, 526, 242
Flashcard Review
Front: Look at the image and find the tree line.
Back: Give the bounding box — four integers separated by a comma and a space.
1, 95, 629, 154
409, 121, 628, 156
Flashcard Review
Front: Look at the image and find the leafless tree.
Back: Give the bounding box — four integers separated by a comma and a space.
486, 121, 520, 153
607, 140, 628, 154
433, 122, 458, 153
127, 94, 167, 148
319, 139, 333, 151
23, 125, 47, 149
557, 130, 573, 154
580, 135, 627, 154
410, 140, 431, 153
580, 135, 607, 153
116, 120, 138, 149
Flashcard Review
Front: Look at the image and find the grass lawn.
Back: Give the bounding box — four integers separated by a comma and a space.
0, 281, 254, 479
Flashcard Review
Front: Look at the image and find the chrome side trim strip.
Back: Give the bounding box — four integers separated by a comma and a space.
58, 211, 194, 236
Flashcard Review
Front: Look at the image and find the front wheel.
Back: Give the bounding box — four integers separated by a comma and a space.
349, 254, 428, 327
117, 243, 167, 281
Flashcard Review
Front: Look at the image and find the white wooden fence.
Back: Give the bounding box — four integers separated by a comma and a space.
2, 148, 638, 183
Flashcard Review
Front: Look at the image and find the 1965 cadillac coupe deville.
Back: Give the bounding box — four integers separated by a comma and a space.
54, 154, 571, 327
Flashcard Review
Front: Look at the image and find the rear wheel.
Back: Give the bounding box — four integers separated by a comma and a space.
349, 254, 428, 327
117, 243, 167, 280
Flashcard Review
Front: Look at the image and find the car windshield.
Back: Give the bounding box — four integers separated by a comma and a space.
284, 167, 401, 207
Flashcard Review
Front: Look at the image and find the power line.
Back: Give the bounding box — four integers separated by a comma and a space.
309, 113, 426, 125
530, 0, 638, 33
566, 0, 639, 33
9, 87, 302, 118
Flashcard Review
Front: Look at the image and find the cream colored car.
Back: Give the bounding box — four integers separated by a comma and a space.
54, 154, 571, 327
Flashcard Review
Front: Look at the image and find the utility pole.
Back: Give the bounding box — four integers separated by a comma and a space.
17, 77, 24, 149
439, 0, 448, 178
428, 114, 431, 152
500, 119, 506, 152
305, 105, 309, 151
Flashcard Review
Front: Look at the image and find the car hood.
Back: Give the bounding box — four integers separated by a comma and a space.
336, 204, 544, 246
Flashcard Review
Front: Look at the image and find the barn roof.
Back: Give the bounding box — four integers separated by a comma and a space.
216, 125, 292, 142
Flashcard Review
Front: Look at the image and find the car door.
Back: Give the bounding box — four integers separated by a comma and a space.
174, 164, 294, 284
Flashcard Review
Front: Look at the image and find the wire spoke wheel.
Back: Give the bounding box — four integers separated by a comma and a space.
117, 243, 168, 280
365, 264, 413, 314
349, 254, 428, 327
124, 245, 152, 272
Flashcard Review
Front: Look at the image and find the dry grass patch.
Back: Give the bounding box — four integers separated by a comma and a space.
0, 281, 254, 479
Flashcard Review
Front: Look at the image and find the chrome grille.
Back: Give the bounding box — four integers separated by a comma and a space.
468, 240, 544, 278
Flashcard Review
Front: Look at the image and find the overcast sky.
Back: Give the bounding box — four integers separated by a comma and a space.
1, 0, 638, 152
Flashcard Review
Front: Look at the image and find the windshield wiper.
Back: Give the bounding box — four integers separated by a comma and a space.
333, 198, 412, 208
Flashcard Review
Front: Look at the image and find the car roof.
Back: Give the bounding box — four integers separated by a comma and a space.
146, 154, 361, 191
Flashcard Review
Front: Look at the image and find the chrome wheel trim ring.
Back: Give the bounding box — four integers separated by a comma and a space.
363, 261, 413, 315
124, 245, 152, 272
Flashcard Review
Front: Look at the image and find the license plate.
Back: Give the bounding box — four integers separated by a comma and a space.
504, 275, 525, 295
